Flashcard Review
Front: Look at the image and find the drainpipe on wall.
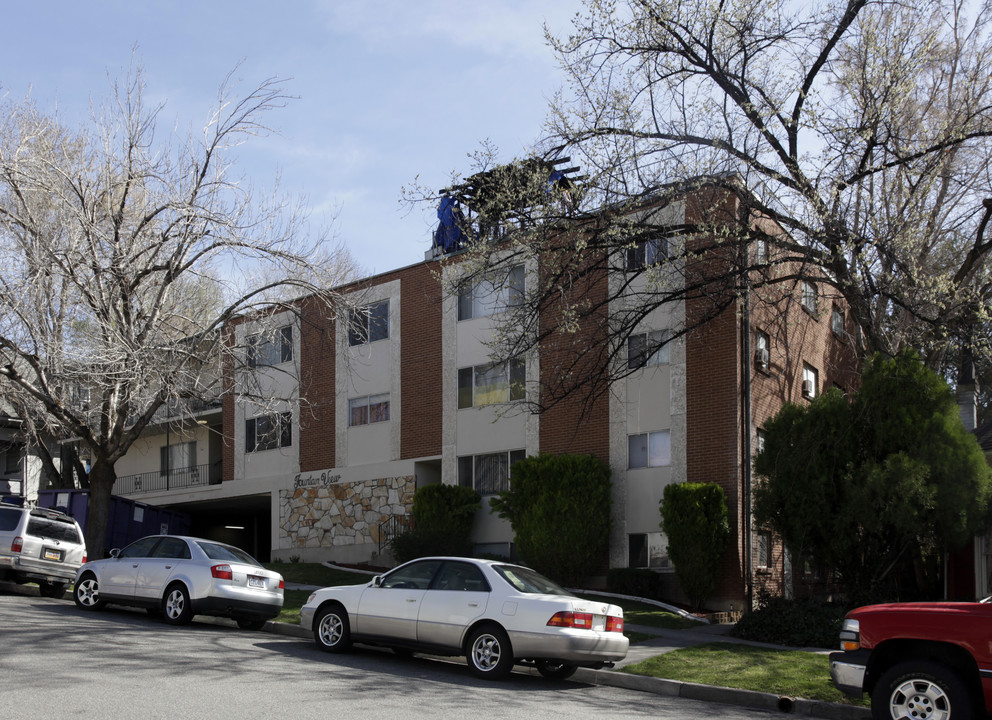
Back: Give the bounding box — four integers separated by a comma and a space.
741, 287, 754, 613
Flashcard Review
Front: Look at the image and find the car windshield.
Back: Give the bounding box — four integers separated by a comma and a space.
27, 516, 81, 543
492, 564, 573, 596
195, 540, 259, 566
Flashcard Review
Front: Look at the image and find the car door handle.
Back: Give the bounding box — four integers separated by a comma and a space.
468, 602, 479, 607
406, 598, 417, 603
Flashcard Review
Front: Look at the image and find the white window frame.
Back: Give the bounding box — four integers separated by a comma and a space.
348, 299, 390, 346
457, 449, 525, 495
831, 305, 845, 336
801, 280, 817, 314
754, 330, 770, 373
627, 330, 670, 370
457, 265, 524, 321
348, 393, 390, 427
247, 325, 293, 367
245, 412, 293, 453
625, 236, 668, 270
457, 359, 525, 409
802, 363, 819, 399
628, 532, 670, 570
628, 430, 671, 469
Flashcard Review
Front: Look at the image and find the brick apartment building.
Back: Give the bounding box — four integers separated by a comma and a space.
87, 180, 859, 611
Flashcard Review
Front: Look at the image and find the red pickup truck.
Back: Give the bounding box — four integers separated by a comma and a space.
829, 602, 992, 719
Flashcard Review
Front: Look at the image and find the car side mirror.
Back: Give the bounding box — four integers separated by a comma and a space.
109, 548, 121, 558
372, 575, 383, 588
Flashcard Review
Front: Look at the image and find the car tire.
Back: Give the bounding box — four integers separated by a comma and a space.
466, 625, 514, 679
237, 618, 267, 631
38, 581, 67, 599
871, 660, 972, 720
73, 573, 105, 610
314, 604, 352, 653
162, 583, 194, 625
535, 659, 578, 680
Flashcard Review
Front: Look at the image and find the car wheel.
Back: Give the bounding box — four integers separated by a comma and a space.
38, 581, 67, 599
314, 604, 352, 652
237, 618, 267, 631
73, 574, 105, 610
466, 625, 514, 679
162, 584, 194, 625
535, 659, 578, 680
871, 660, 972, 720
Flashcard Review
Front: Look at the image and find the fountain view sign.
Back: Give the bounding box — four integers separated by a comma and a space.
293, 470, 342, 490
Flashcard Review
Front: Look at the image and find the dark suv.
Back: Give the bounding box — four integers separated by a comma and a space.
0, 504, 87, 598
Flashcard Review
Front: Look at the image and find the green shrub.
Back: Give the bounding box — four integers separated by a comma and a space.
490, 452, 611, 585
660, 482, 730, 610
390, 483, 481, 563
731, 596, 847, 648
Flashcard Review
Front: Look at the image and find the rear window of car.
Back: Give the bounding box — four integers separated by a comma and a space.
0, 508, 21, 532
195, 541, 259, 566
26, 517, 81, 544
492, 565, 573, 596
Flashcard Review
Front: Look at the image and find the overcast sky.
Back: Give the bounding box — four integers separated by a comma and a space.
0, 0, 580, 275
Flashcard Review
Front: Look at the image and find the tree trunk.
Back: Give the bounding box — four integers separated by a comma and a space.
85, 460, 116, 559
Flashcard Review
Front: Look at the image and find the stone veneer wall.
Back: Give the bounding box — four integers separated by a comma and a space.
280, 475, 415, 550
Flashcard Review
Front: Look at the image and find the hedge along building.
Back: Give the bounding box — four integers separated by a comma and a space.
211, 172, 859, 611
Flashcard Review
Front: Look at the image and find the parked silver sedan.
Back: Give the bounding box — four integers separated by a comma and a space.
73, 535, 284, 630
300, 556, 629, 679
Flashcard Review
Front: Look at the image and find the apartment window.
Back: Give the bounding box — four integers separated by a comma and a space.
160, 441, 196, 475
628, 430, 671, 468
348, 300, 389, 346
754, 236, 769, 265
628, 532, 670, 569
802, 363, 819, 399
831, 305, 845, 336
349, 394, 390, 426
755, 530, 772, 570
627, 330, 670, 370
754, 330, 770, 373
3, 443, 23, 474
801, 280, 817, 314
457, 359, 525, 408
458, 450, 526, 495
247, 326, 293, 367
755, 428, 767, 454
245, 412, 292, 452
457, 265, 524, 320
625, 236, 668, 270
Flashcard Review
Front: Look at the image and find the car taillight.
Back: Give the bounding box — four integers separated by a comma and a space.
82, 554, 87, 564
278, 579, 285, 590
606, 615, 624, 633
547, 611, 594, 629
211, 564, 233, 580
11, 537, 22, 553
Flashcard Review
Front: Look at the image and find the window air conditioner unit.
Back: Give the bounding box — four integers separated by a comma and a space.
755, 348, 769, 371
802, 379, 814, 397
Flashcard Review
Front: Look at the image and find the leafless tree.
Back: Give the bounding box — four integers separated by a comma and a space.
416, 0, 992, 413
0, 64, 356, 552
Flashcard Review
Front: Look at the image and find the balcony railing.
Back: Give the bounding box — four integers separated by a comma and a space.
115, 463, 220, 496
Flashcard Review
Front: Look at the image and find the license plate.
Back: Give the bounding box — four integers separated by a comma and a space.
248, 576, 265, 589
592, 616, 606, 632
43, 548, 63, 562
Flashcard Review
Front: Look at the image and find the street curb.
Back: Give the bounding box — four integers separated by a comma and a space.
262, 620, 870, 719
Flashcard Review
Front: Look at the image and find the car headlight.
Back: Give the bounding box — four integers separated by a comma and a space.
839, 618, 860, 651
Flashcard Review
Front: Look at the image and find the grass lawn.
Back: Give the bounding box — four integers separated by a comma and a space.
623, 642, 868, 706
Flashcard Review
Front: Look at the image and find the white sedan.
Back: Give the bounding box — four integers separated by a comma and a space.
299, 556, 629, 679
73, 535, 284, 630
